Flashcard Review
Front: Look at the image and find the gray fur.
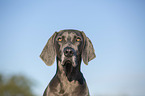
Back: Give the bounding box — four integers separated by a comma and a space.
40, 29, 96, 96
81, 31, 96, 65
40, 32, 57, 66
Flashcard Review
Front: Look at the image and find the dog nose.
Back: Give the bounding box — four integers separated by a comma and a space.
64, 47, 74, 57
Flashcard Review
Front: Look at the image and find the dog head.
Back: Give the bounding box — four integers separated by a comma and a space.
40, 29, 96, 67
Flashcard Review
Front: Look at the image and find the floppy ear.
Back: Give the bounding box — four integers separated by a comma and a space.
81, 32, 96, 65
40, 32, 57, 66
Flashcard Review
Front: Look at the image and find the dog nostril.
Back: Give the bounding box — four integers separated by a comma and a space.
64, 48, 74, 57
70, 51, 73, 54
66, 51, 68, 54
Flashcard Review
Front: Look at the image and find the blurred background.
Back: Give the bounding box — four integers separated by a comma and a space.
0, 0, 145, 96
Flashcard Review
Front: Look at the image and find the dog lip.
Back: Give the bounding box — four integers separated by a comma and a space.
63, 60, 73, 76
63, 60, 72, 66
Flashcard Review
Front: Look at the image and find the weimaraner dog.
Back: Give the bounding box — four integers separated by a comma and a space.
40, 29, 96, 96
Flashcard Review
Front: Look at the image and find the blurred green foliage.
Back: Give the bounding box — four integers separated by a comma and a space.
0, 74, 35, 96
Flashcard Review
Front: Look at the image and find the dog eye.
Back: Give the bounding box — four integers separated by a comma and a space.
58, 38, 62, 42
76, 37, 81, 42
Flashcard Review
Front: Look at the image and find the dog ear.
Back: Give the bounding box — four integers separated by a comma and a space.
40, 32, 57, 66
81, 32, 96, 65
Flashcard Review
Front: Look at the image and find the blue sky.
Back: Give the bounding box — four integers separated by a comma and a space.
0, 0, 145, 96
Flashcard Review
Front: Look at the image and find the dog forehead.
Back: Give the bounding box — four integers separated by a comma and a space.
57, 30, 81, 38
62, 32, 75, 38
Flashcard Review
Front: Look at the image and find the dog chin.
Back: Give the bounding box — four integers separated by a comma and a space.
61, 60, 77, 76
62, 59, 77, 67
62, 60, 72, 75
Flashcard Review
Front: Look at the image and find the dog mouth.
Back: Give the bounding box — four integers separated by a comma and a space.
63, 60, 73, 76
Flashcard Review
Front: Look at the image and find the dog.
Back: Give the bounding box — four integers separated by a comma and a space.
40, 29, 96, 96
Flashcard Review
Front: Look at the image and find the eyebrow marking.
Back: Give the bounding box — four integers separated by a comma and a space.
61, 32, 78, 42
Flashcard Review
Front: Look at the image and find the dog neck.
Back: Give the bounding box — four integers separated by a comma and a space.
56, 57, 84, 84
